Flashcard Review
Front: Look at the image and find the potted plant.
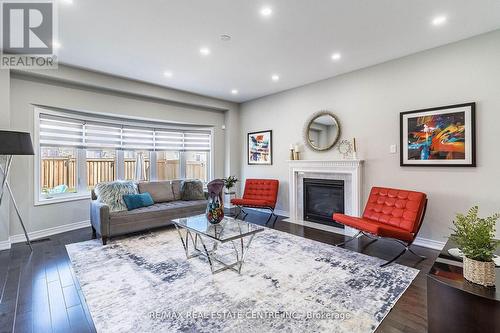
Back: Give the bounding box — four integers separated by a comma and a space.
451, 206, 499, 287
222, 176, 238, 195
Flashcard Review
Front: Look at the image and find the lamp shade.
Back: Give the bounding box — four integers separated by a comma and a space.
0, 131, 35, 155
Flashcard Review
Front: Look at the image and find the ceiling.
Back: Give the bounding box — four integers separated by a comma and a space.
56, 0, 500, 103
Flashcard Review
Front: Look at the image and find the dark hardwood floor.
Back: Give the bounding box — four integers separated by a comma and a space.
0, 210, 438, 333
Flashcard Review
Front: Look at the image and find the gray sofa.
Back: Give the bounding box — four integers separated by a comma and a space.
90, 180, 207, 245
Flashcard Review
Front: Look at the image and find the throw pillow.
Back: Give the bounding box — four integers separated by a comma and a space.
138, 181, 174, 203
171, 180, 183, 200
94, 181, 138, 212
123, 193, 154, 211
181, 180, 206, 200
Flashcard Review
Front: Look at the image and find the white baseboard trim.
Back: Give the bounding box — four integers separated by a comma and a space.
413, 237, 446, 251
8, 220, 91, 245
0, 239, 11, 251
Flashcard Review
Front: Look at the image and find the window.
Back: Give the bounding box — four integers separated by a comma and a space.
123, 150, 150, 181
35, 107, 213, 204
156, 151, 180, 180
86, 149, 116, 190
40, 147, 77, 195
185, 151, 208, 183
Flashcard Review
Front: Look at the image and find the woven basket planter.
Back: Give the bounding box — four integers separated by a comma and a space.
463, 256, 496, 287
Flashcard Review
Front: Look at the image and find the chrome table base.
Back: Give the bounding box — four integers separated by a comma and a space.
174, 224, 257, 275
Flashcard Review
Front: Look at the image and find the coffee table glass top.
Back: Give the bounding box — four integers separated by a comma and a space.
172, 214, 264, 243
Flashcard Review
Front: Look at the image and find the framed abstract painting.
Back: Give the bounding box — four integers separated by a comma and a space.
400, 103, 476, 167
248, 130, 273, 165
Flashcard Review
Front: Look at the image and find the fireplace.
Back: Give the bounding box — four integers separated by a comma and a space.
303, 178, 344, 228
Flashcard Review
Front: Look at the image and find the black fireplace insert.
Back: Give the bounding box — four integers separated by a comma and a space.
303, 178, 344, 228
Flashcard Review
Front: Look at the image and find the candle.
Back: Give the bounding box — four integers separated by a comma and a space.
353, 138, 357, 152
289, 144, 294, 150
294, 144, 300, 152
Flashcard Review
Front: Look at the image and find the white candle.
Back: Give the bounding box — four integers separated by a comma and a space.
289, 144, 294, 150
294, 144, 300, 152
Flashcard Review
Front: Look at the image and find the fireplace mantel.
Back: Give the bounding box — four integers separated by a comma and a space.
286, 159, 364, 235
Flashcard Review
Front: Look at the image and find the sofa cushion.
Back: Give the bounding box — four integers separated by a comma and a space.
138, 181, 174, 203
181, 180, 205, 200
123, 193, 154, 211
109, 200, 207, 226
95, 181, 138, 212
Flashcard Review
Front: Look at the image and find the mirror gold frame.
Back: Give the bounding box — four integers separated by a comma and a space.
303, 111, 341, 151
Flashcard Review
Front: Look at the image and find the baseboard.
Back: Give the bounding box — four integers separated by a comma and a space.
273, 209, 289, 217
0, 239, 11, 251
9, 220, 91, 244
413, 237, 446, 250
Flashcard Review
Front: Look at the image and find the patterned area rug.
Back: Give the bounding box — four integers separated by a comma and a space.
66, 226, 418, 333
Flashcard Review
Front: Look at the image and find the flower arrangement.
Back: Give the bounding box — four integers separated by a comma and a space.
223, 176, 238, 192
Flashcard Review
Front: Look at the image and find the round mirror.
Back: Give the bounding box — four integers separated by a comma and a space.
304, 111, 341, 151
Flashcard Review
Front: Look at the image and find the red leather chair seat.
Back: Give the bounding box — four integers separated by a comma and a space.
333, 214, 414, 242
231, 198, 274, 208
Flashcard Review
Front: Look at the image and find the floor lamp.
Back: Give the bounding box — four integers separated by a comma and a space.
0, 131, 35, 251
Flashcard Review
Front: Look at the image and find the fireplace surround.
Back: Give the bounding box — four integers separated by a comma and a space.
287, 159, 363, 236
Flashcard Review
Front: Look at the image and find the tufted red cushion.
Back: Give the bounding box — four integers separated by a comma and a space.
332, 214, 414, 242
362, 187, 426, 234
231, 179, 279, 209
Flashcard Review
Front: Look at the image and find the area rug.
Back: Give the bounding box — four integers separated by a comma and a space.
66, 226, 418, 333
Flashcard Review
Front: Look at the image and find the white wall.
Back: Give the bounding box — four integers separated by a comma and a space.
240, 30, 500, 243
0, 69, 11, 244
6, 66, 240, 238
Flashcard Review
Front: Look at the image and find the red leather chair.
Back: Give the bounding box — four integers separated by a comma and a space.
231, 179, 279, 224
333, 186, 428, 267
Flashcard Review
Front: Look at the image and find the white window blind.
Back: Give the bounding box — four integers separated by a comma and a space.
85, 122, 122, 148
183, 132, 211, 151
38, 112, 211, 151
39, 114, 84, 147
122, 127, 155, 150
154, 130, 184, 151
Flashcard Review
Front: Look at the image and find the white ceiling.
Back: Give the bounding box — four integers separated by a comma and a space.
57, 0, 500, 103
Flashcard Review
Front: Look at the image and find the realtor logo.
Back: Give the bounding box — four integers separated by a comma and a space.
1, 0, 57, 68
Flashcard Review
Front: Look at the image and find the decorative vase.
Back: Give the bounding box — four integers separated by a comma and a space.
206, 196, 224, 224
463, 256, 496, 287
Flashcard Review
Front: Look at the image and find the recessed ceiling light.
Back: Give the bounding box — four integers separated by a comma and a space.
53, 41, 61, 50
231, 89, 238, 95
260, 6, 273, 17
199, 47, 211, 56
432, 15, 447, 26
61, 0, 73, 4
271, 74, 280, 82
164, 71, 173, 78
331, 52, 341, 61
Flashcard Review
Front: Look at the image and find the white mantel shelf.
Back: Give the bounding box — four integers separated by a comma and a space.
287, 159, 364, 166
287, 159, 364, 236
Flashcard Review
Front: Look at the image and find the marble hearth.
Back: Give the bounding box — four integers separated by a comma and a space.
284, 159, 364, 236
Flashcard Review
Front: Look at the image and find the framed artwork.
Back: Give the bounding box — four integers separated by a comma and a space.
400, 102, 476, 167
248, 130, 273, 165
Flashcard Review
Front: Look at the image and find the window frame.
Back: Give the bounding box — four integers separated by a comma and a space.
34, 107, 214, 206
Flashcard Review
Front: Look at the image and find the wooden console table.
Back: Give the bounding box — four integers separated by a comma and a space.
427, 238, 500, 333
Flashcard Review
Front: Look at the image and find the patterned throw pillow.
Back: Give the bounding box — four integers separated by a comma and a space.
181, 180, 206, 201
95, 181, 138, 212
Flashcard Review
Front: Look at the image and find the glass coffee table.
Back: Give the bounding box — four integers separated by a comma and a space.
172, 214, 265, 274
